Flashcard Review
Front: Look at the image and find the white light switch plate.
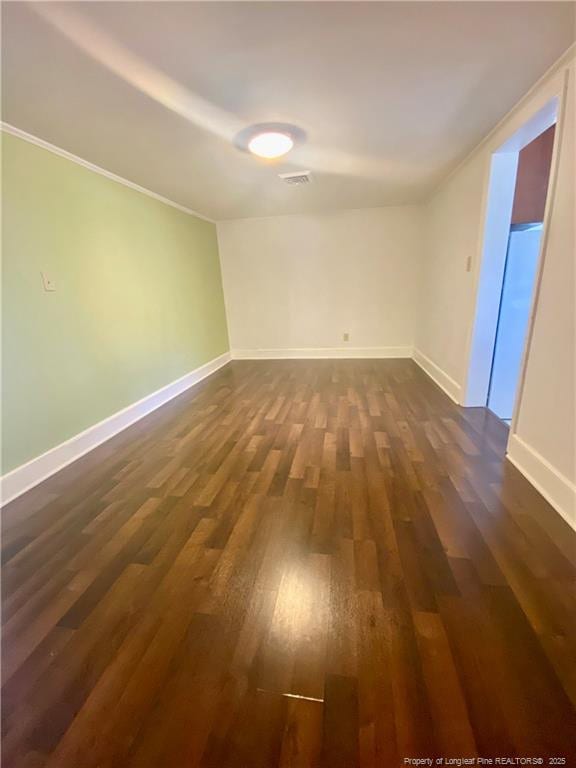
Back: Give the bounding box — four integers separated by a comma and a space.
41, 272, 56, 292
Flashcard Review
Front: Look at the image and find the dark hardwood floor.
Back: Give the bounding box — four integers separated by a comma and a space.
2, 359, 575, 767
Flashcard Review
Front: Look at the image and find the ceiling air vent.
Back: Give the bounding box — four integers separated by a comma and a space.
278, 170, 312, 185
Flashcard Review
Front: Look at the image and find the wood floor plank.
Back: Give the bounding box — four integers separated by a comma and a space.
2, 359, 575, 767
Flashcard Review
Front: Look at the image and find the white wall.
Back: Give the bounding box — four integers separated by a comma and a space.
415, 157, 486, 400
216, 48, 575, 528
218, 207, 422, 358
415, 47, 575, 527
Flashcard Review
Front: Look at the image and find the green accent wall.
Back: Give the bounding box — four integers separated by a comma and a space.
1, 132, 229, 474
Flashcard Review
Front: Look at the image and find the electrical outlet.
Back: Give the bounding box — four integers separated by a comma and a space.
343, 332, 350, 342
41, 272, 56, 292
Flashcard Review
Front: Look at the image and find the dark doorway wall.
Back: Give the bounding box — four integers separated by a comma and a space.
511, 124, 555, 225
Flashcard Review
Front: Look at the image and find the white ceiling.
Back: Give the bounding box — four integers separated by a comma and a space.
3, 2, 575, 221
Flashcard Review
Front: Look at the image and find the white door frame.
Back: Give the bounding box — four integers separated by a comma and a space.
461, 70, 569, 448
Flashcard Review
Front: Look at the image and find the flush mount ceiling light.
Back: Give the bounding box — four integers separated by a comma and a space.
235, 123, 306, 160
248, 131, 293, 159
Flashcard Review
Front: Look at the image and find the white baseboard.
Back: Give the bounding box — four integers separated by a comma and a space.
412, 350, 575, 531
412, 348, 462, 403
231, 346, 413, 360
0, 351, 231, 506
7, 348, 572, 536
506, 433, 576, 531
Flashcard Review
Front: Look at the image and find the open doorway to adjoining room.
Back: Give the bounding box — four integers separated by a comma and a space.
463, 98, 560, 431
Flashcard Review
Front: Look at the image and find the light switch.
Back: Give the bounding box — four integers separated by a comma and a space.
41, 272, 56, 292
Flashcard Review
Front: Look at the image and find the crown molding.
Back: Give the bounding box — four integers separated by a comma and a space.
427, 42, 576, 200
1, 122, 215, 224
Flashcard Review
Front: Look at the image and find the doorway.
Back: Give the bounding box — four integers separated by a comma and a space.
486, 123, 555, 423
463, 98, 559, 429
